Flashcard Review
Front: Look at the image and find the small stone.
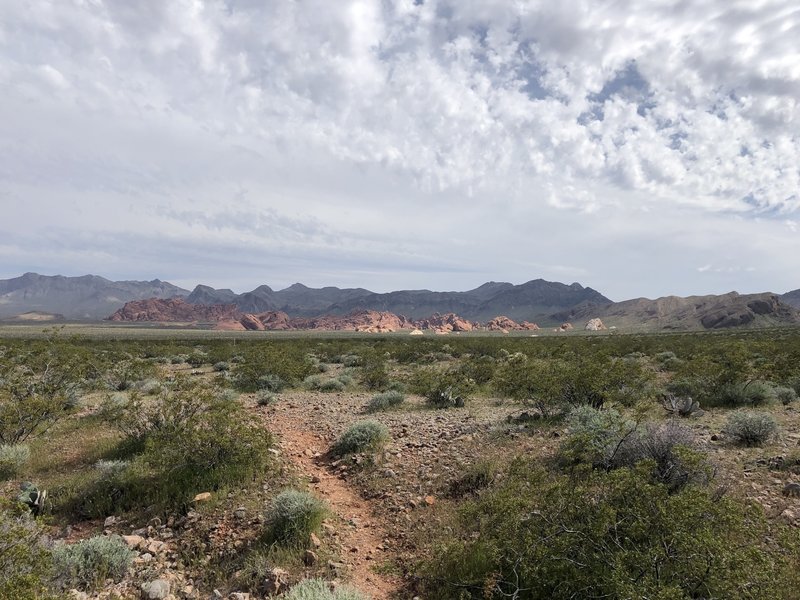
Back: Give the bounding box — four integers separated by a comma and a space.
304, 550, 318, 565
233, 507, 246, 520
424, 495, 436, 506
263, 567, 289, 595
310, 475, 321, 484
104, 515, 117, 528
229, 593, 250, 600
193, 492, 212, 503
141, 578, 170, 600
310, 532, 321, 547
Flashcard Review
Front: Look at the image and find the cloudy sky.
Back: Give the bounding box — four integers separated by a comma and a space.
1, 0, 799, 300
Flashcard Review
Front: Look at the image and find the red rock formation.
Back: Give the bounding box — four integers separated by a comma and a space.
239, 314, 266, 331
293, 310, 413, 332
486, 316, 540, 331
584, 318, 607, 331
554, 322, 574, 332
214, 320, 246, 331
107, 298, 240, 322
413, 312, 476, 332
256, 311, 294, 330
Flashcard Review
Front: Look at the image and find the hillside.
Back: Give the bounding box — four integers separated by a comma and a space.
554, 292, 800, 330
781, 289, 800, 309
0, 273, 188, 320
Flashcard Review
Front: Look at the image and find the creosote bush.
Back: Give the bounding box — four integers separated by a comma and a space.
280, 578, 367, 600
266, 490, 326, 547
255, 390, 278, 406
331, 420, 389, 456
412, 367, 475, 409
365, 390, 405, 413
421, 460, 800, 599
51, 535, 134, 591
0, 443, 30, 480
0, 502, 55, 600
724, 411, 778, 446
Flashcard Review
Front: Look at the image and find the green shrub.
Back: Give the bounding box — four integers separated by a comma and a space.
331, 421, 389, 456
266, 490, 326, 547
255, 390, 278, 406
319, 379, 345, 392
0, 503, 54, 600
775, 386, 798, 405
213, 361, 231, 372
447, 460, 498, 498
280, 578, 367, 600
412, 367, 475, 408
89, 378, 272, 513
0, 444, 30, 480
51, 535, 134, 591
365, 390, 405, 413
557, 406, 635, 470
712, 381, 776, 407
724, 411, 778, 446
421, 460, 799, 599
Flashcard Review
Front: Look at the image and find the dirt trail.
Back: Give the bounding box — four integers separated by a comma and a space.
265, 409, 402, 599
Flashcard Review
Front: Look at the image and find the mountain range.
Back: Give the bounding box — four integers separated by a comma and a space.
1, 272, 800, 331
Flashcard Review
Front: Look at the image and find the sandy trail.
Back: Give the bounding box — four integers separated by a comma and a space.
264, 408, 402, 599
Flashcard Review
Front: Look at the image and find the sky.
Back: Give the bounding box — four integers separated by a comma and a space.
1, 0, 799, 301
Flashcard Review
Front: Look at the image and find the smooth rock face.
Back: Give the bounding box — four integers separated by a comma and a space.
486, 315, 539, 331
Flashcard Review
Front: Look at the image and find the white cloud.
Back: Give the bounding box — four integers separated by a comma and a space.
0, 0, 799, 297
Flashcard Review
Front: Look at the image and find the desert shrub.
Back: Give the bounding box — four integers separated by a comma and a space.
89, 378, 272, 513
331, 421, 389, 456
255, 390, 278, 406
0, 502, 54, 600
319, 379, 345, 392
0, 339, 90, 444
104, 359, 155, 392
360, 358, 390, 391
493, 355, 652, 415
775, 386, 798, 405
0, 444, 30, 480
51, 535, 134, 591
557, 406, 635, 470
365, 390, 405, 413
213, 361, 231, 372
612, 422, 709, 490
421, 460, 799, 599
280, 578, 367, 600
724, 411, 778, 446
655, 351, 683, 371
94, 459, 130, 475
304, 375, 346, 392
457, 355, 497, 385
135, 378, 162, 395
447, 460, 498, 498
186, 350, 208, 368
661, 393, 703, 417
411, 367, 475, 409
266, 490, 326, 547
340, 354, 362, 367
711, 380, 776, 408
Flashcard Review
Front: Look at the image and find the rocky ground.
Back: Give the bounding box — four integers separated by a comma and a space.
37, 382, 800, 600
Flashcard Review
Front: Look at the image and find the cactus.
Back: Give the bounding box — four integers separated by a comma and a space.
662, 394, 703, 417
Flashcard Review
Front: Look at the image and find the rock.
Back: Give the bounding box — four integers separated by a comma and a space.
193, 492, 212, 503
229, 593, 250, 600
424, 495, 436, 506
414, 313, 476, 332
67, 591, 88, 600
141, 578, 170, 600
262, 568, 289, 595
584, 318, 607, 331
304, 549, 319, 565
104, 515, 117, 528
122, 534, 145, 549
310, 532, 321, 547
486, 315, 538, 331
233, 507, 247, 520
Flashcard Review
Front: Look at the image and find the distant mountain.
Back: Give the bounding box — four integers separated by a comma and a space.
328, 279, 610, 321
0, 273, 188, 320
554, 292, 800, 330
781, 289, 800, 309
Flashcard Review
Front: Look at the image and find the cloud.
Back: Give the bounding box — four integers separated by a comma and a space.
0, 0, 799, 297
